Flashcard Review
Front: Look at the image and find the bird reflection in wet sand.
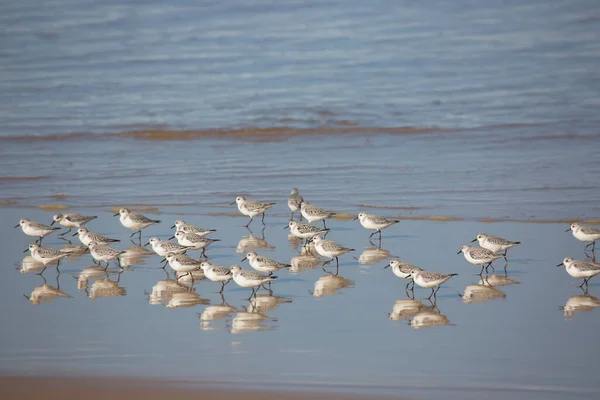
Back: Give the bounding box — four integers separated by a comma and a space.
235, 227, 274, 254
58, 243, 89, 259
198, 293, 238, 331
166, 290, 209, 309
560, 290, 600, 319
86, 273, 126, 299
290, 247, 325, 273
478, 273, 520, 287
355, 244, 394, 265
175, 270, 206, 286
19, 255, 45, 274
146, 274, 191, 305
311, 274, 354, 297
229, 302, 276, 334
247, 290, 292, 314
409, 299, 452, 329
75, 266, 112, 290
119, 245, 154, 269
25, 274, 72, 305
388, 299, 429, 321
459, 284, 506, 304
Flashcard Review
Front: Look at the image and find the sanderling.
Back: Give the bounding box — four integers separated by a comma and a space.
232, 196, 275, 227
459, 284, 506, 304
88, 241, 125, 270
200, 262, 233, 293
285, 220, 328, 244
566, 223, 600, 252
300, 202, 335, 228
27, 243, 68, 274
557, 257, 600, 288
312, 235, 354, 268
241, 251, 291, 275
171, 230, 219, 257
458, 245, 504, 274
114, 208, 160, 241
471, 233, 520, 258
354, 212, 399, 240
51, 213, 97, 236
165, 254, 202, 283
15, 219, 60, 245
409, 269, 458, 298
385, 259, 423, 290
287, 188, 303, 219
145, 237, 190, 257
74, 227, 120, 247
230, 265, 277, 298
171, 220, 216, 237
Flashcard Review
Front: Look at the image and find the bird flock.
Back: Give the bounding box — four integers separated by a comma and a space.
14, 189, 600, 306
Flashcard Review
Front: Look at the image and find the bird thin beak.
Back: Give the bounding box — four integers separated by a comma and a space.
384, 264, 390, 269
241, 257, 247, 262
283, 225, 289, 230
565, 228, 571, 232
470, 238, 477, 243
229, 202, 235, 205
14, 224, 20, 228
352, 216, 358, 221
113, 213, 119, 216
23, 248, 29, 253
143, 242, 150, 247
168, 236, 175, 240
50, 220, 56, 226
170, 224, 176, 229
72, 232, 78, 237
457, 250, 462, 254
557, 263, 564, 267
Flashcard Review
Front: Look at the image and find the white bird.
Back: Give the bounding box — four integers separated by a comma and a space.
15, 219, 60, 245
285, 220, 329, 244
566, 223, 600, 252
241, 251, 291, 275
471, 233, 520, 258
27, 243, 69, 274
300, 202, 335, 228
354, 212, 399, 240
114, 208, 160, 241
171, 230, 219, 257
232, 196, 275, 227
74, 227, 120, 247
230, 265, 277, 298
557, 257, 600, 288
145, 237, 190, 257
287, 188, 303, 219
165, 254, 203, 283
200, 262, 233, 293
409, 269, 458, 298
51, 213, 97, 236
312, 235, 354, 269
170, 220, 216, 237
88, 241, 125, 270
385, 259, 423, 290
458, 244, 504, 274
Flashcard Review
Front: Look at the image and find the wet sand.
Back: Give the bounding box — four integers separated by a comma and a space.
0, 377, 399, 400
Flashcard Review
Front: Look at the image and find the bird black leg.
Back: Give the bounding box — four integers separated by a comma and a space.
261, 213, 266, 225
323, 220, 327, 229
38, 237, 43, 245
335, 256, 339, 267
59, 228, 71, 237
219, 282, 225, 293
56, 260, 61, 274
479, 265, 485, 275
37, 266, 47, 275
245, 217, 253, 228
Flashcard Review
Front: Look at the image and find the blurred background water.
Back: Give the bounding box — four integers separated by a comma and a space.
1, 0, 600, 398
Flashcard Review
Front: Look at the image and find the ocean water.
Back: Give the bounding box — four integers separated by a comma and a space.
1, 0, 600, 398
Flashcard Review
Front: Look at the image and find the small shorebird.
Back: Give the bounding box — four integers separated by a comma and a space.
165, 254, 203, 283
385, 259, 423, 290
566, 223, 600, 252
114, 208, 160, 241
73, 227, 120, 247
170, 220, 216, 237
27, 243, 68, 275
230, 265, 277, 299
409, 269, 458, 299
241, 251, 291, 275
88, 241, 125, 270
51, 213, 97, 236
170, 230, 219, 257
287, 188, 303, 220
557, 257, 600, 288
300, 202, 335, 228
458, 245, 504, 274
312, 235, 354, 270
354, 212, 399, 240
200, 262, 233, 293
232, 196, 275, 227
285, 220, 328, 245
16, 219, 60, 245
471, 233, 520, 259
145, 237, 190, 258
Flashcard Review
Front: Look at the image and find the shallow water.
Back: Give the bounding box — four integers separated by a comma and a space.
1, 0, 600, 398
